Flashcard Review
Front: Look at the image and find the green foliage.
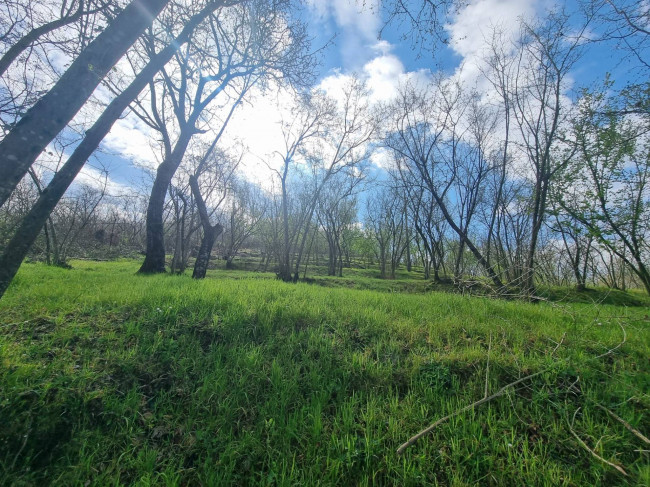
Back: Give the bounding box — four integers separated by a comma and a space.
1, 260, 648, 485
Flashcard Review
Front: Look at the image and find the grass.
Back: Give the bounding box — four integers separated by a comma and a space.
1, 259, 648, 485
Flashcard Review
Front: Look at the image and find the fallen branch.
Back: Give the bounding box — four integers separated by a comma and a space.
550, 332, 566, 356
568, 422, 628, 477
597, 404, 650, 445
396, 369, 547, 455
595, 321, 626, 359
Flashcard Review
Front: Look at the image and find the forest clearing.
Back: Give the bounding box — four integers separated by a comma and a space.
1, 0, 649, 484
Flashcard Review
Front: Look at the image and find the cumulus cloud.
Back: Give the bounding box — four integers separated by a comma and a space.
445, 0, 539, 90
316, 41, 431, 105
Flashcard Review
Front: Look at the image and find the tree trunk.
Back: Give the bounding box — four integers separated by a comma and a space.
278, 173, 292, 282
139, 130, 194, 273
188, 174, 222, 279
0, 0, 170, 208
192, 224, 223, 279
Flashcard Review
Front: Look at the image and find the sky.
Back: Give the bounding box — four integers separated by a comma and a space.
76, 0, 644, 197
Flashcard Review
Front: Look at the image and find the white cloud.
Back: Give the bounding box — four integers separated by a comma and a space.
445, 0, 539, 90
369, 147, 392, 170
101, 113, 159, 170
75, 165, 134, 196
306, 0, 380, 41
305, 0, 381, 69
316, 41, 431, 105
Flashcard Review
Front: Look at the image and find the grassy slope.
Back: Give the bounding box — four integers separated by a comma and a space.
0, 260, 648, 486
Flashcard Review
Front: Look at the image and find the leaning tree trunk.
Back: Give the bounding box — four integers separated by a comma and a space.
0, 0, 171, 208
192, 224, 223, 279
0, 3, 223, 300
429, 189, 504, 290
523, 177, 549, 299
188, 175, 223, 279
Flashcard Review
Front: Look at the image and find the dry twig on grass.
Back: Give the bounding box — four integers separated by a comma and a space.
567, 420, 628, 477
396, 370, 547, 455
596, 404, 650, 445
484, 332, 491, 399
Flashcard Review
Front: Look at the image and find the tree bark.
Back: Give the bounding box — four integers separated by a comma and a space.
189, 175, 223, 279
0, 0, 171, 208
278, 170, 292, 282
192, 224, 223, 279
138, 130, 194, 273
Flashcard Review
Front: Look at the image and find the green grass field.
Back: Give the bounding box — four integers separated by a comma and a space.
1, 260, 648, 485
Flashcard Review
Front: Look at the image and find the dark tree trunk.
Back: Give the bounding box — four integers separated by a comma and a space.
192, 224, 223, 279
139, 130, 194, 274
0, 3, 222, 299
0, 0, 170, 208
188, 175, 223, 279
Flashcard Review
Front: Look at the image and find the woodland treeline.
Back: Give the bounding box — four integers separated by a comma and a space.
0, 0, 648, 298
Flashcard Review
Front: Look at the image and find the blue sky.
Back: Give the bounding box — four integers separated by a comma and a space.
78, 0, 645, 196
302, 0, 641, 89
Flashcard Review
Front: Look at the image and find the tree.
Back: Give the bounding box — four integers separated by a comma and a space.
138, 0, 314, 273
270, 92, 334, 281
316, 171, 361, 277
221, 177, 268, 269
0, 0, 107, 79
271, 79, 374, 282
403, 173, 447, 281
365, 184, 408, 279
0, 0, 171, 208
0, 0, 231, 298
584, 0, 650, 72
385, 78, 505, 289
511, 10, 587, 296
189, 145, 239, 279
557, 85, 650, 294
547, 195, 595, 291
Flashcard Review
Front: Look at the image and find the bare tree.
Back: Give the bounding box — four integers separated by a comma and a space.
221, 177, 268, 269
0, 0, 171, 208
138, 0, 314, 273
0, 0, 233, 298
385, 78, 504, 288
316, 171, 362, 277
0, 0, 112, 79
271, 79, 374, 282
511, 11, 587, 296
189, 145, 239, 279
365, 184, 408, 279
